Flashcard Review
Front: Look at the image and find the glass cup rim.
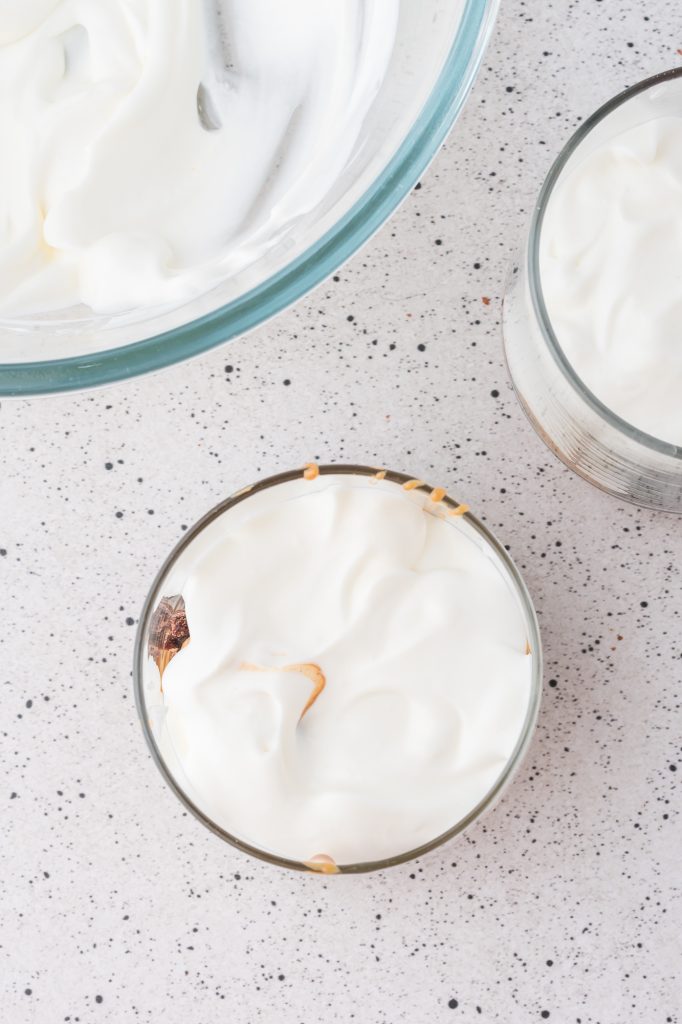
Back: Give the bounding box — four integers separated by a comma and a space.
133, 463, 543, 875
0, 0, 499, 397
528, 65, 682, 460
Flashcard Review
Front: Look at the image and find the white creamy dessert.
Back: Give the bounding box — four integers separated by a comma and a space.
151, 472, 534, 866
540, 83, 682, 446
0, 0, 398, 316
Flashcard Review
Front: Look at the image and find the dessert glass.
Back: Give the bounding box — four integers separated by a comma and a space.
0, 0, 499, 396
134, 464, 542, 874
502, 68, 682, 513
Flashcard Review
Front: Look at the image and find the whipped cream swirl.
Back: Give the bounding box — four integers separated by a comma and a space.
540, 81, 682, 445
156, 475, 533, 865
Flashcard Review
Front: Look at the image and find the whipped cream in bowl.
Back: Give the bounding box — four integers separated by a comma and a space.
503, 68, 682, 512
135, 465, 541, 873
0, 0, 499, 393
0, 0, 400, 318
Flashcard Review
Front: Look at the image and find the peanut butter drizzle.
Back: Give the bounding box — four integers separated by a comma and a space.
239, 661, 326, 722
448, 503, 470, 517
374, 470, 387, 481
525, 640, 532, 656
402, 479, 423, 491
304, 854, 340, 875
429, 487, 446, 503
303, 462, 319, 481
156, 643, 191, 693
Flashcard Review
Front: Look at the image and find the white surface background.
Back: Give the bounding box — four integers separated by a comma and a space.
1, 2, 680, 1022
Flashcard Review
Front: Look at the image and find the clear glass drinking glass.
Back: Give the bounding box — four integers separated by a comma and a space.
134, 464, 542, 874
503, 68, 682, 513
0, 0, 499, 396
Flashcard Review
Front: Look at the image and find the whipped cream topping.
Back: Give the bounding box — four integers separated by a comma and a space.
0, 0, 398, 316
540, 82, 682, 445
154, 475, 534, 865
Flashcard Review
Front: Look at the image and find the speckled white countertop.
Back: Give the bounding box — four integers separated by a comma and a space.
2, 2, 680, 1022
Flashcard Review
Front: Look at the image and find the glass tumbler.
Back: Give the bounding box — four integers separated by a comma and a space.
503, 68, 682, 513
134, 465, 542, 874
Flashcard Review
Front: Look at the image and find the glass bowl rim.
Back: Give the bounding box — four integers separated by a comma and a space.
0, 0, 499, 397
133, 463, 543, 875
528, 65, 682, 461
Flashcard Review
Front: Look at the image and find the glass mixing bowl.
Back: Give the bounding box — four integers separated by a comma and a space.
134, 464, 542, 874
0, 0, 499, 396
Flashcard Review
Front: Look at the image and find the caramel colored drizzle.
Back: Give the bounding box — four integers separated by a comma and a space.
155, 646, 189, 693
304, 854, 340, 875
525, 640, 532, 656
429, 487, 446, 504
240, 661, 326, 722
448, 504, 470, 517
374, 470, 387, 481
402, 479, 423, 491
303, 463, 320, 481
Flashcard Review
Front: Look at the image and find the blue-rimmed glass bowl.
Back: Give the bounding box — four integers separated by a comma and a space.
0, 0, 498, 396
